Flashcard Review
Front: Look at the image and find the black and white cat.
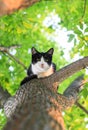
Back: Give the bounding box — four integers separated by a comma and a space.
20, 47, 56, 85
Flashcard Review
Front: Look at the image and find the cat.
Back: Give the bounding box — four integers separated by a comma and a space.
20, 47, 56, 85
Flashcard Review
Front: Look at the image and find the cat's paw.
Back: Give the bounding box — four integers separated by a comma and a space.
20, 75, 37, 85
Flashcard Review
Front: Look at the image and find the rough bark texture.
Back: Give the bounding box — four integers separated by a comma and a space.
0, 86, 10, 108
4, 82, 67, 130
2, 57, 88, 130
0, 0, 39, 16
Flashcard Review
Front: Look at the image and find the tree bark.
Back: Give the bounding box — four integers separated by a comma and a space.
3, 57, 88, 130
0, 0, 39, 16
0, 86, 10, 108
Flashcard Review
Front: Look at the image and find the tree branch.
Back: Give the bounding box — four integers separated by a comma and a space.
0, 0, 39, 16
3, 57, 88, 118
75, 101, 88, 114
0, 45, 20, 51
63, 75, 88, 114
2, 57, 88, 130
82, 0, 87, 19
0, 85, 10, 108
0, 45, 27, 70
46, 56, 88, 86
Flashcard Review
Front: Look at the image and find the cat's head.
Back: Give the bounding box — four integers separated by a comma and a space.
31, 47, 54, 72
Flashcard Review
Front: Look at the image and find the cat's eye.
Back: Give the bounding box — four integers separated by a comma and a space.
36, 58, 40, 61
45, 59, 49, 62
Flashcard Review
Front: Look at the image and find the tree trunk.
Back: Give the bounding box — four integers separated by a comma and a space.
4, 82, 66, 130
3, 57, 88, 130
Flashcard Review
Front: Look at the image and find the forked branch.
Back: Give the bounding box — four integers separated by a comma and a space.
3, 56, 88, 118
2, 56, 88, 130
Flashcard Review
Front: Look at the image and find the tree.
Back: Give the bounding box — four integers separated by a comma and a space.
0, 0, 88, 130
1, 56, 88, 130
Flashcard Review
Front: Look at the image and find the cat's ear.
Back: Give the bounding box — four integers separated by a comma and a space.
31, 47, 38, 55
47, 48, 54, 55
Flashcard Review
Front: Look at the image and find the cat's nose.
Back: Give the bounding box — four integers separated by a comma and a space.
41, 64, 44, 68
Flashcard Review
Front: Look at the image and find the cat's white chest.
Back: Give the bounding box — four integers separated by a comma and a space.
37, 65, 53, 78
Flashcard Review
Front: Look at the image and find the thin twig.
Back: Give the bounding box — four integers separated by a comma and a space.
8, 45, 21, 50
0, 45, 20, 51
76, 101, 88, 114
0, 45, 27, 70
6, 51, 27, 70
82, 0, 87, 19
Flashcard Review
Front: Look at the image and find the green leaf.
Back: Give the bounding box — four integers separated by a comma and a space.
68, 34, 75, 42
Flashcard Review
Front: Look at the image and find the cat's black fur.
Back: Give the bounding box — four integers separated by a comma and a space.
20, 47, 56, 85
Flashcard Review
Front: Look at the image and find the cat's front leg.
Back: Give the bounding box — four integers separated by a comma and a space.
20, 75, 37, 85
